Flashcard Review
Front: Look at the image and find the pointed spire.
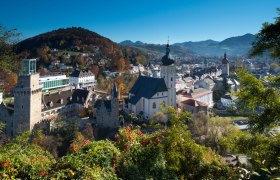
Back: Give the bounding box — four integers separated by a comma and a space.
222, 50, 229, 64
166, 36, 170, 54
112, 81, 118, 98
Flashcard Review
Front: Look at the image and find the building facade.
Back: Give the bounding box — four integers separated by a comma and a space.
39, 74, 69, 91
69, 70, 96, 89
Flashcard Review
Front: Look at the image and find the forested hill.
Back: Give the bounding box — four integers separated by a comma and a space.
16, 27, 115, 53
15, 27, 149, 69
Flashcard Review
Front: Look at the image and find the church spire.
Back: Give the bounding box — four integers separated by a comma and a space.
222, 50, 229, 64
166, 36, 170, 54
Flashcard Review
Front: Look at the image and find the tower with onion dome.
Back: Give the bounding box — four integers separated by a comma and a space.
222, 52, 230, 76
160, 41, 176, 107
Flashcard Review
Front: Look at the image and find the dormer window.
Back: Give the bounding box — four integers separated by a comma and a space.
60, 99, 63, 104
50, 101, 53, 107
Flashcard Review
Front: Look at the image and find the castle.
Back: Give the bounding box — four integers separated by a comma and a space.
0, 59, 92, 137
94, 83, 119, 129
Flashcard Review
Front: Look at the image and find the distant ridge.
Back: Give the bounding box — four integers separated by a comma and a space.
120, 33, 256, 56
120, 40, 145, 46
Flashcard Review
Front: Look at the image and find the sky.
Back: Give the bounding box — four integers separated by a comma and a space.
0, 0, 279, 44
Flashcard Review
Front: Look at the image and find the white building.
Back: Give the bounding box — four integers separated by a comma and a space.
221, 94, 238, 108
127, 76, 168, 119
69, 70, 96, 89
194, 77, 215, 90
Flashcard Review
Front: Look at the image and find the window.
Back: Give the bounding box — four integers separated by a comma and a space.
157, 93, 159, 96
153, 102, 156, 109
171, 77, 173, 81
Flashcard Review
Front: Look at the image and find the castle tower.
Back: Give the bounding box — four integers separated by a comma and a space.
110, 82, 120, 128
13, 59, 42, 136
222, 52, 229, 76
160, 41, 176, 107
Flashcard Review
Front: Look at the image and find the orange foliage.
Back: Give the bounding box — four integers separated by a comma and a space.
0, 69, 18, 94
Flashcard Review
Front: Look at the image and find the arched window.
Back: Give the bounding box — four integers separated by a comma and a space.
153, 102, 156, 109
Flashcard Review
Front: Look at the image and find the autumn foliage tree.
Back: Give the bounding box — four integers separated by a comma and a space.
118, 57, 126, 72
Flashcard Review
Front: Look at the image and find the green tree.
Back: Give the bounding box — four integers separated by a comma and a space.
237, 70, 280, 133
0, 132, 55, 179
0, 25, 20, 71
250, 8, 280, 58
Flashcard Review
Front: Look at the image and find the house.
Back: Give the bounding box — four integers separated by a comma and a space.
177, 88, 213, 108
194, 77, 215, 90
69, 69, 96, 89
180, 99, 208, 114
221, 94, 238, 108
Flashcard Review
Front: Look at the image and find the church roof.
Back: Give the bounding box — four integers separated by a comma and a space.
129, 76, 167, 104
161, 43, 174, 66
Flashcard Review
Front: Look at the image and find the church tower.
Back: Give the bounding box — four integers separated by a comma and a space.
160, 41, 176, 107
221, 52, 229, 76
13, 59, 42, 136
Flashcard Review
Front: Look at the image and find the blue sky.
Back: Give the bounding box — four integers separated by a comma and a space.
0, 0, 279, 44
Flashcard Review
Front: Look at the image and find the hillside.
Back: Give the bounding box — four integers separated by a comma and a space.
16, 27, 150, 70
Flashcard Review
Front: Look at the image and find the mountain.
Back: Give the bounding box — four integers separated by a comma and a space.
175, 33, 256, 56
220, 33, 255, 47
121, 33, 256, 57
119, 40, 145, 46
